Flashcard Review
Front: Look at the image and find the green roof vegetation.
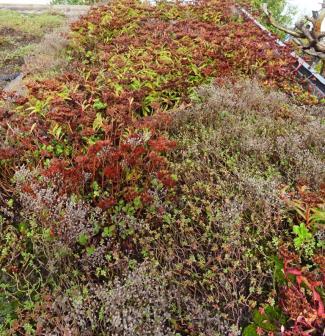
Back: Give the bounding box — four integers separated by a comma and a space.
0, 1, 323, 335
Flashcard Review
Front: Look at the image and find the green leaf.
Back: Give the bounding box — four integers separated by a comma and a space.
252, 309, 276, 331
171, 174, 178, 181
18, 222, 28, 233
7, 199, 14, 208
102, 225, 115, 238
243, 325, 258, 336
0, 293, 18, 321
158, 54, 173, 64
86, 246, 95, 256
250, 305, 287, 332
293, 223, 313, 248
293, 223, 309, 236
93, 113, 103, 132
113, 83, 124, 96
272, 255, 285, 284
50, 123, 64, 140
264, 305, 287, 325
46, 144, 54, 152
133, 196, 142, 210
93, 98, 107, 111
78, 233, 89, 246
130, 79, 142, 90
310, 207, 325, 225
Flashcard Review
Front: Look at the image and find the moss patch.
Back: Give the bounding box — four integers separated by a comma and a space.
0, 10, 64, 36
0, 10, 65, 87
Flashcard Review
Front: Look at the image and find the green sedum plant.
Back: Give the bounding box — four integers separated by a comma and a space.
292, 223, 315, 257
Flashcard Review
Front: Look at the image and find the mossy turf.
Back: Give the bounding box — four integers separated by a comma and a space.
0, 10, 64, 87
0, 10, 64, 36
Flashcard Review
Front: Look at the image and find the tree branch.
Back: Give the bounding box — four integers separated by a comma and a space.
295, 20, 314, 43
261, 4, 305, 38
303, 48, 325, 60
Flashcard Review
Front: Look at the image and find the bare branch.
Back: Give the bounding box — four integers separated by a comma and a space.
295, 20, 314, 43
315, 40, 325, 53
305, 16, 314, 23
291, 37, 304, 47
303, 48, 325, 60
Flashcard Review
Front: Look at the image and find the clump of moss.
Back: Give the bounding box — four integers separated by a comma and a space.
0, 10, 65, 88
0, 10, 64, 37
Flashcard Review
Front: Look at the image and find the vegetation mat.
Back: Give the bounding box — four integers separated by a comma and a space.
0, 0, 323, 335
